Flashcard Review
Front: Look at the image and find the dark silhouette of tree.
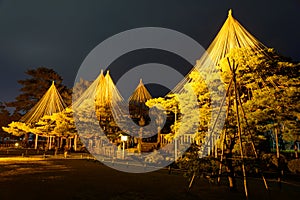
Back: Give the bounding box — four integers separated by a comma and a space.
0, 102, 12, 141
6, 67, 72, 118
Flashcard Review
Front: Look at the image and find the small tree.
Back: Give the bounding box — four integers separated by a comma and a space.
2, 121, 31, 146
33, 108, 78, 150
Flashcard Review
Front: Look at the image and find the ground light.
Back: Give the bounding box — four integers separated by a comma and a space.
121, 135, 128, 159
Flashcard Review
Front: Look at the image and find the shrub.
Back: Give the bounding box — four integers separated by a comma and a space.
287, 159, 300, 174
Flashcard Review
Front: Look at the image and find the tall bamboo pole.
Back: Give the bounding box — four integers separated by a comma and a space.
230, 58, 248, 198
236, 85, 269, 191
174, 106, 178, 161
217, 129, 226, 184
275, 128, 282, 188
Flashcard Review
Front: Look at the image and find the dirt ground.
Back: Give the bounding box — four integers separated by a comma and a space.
0, 157, 299, 200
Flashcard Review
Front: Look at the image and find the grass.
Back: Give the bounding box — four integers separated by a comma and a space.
0, 155, 299, 200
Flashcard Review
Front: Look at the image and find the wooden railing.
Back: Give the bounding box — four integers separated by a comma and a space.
159, 134, 198, 145
0, 143, 15, 148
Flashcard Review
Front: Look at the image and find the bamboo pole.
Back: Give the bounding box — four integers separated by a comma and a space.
188, 172, 196, 191
217, 129, 226, 184
189, 77, 232, 189
174, 106, 178, 161
217, 84, 233, 184
236, 86, 269, 191
275, 128, 282, 188
230, 58, 248, 198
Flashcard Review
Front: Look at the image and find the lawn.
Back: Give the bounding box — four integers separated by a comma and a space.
0, 157, 299, 200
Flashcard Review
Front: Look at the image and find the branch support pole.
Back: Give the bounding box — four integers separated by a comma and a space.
229, 58, 248, 198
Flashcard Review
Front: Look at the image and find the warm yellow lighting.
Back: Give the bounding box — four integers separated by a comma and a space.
228, 9, 232, 17
172, 9, 268, 93
14, 142, 19, 147
20, 81, 66, 123
0, 157, 43, 162
129, 79, 152, 103
73, 71, 123, 107
121, 135, 128, 142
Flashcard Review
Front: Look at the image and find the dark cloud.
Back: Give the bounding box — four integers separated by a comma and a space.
0, 0, 299, 102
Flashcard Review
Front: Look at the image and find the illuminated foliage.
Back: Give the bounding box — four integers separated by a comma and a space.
34, 108, 77, 138
3, 80, 69, 145
2, 121, 31, 137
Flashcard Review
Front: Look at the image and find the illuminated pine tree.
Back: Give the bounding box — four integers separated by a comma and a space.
7, 67, 71, 117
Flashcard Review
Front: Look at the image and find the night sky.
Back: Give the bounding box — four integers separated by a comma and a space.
0, 0, 299, 103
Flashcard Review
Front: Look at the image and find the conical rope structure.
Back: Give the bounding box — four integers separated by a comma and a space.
73, 70, 124, 114
72, 70, 125, 141
169, 9, 271, 152
20, 81, 67, 124
73, 10, 271, 143
171, 9, 269, 94
129, 79, 152, 103
127, 79, 153, 131
72, 70, 159, 142
181, 10, 272, 196
72, 10, 274, 171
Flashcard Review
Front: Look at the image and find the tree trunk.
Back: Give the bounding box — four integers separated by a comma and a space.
226, 138, 236, 191
23, 133, 29, 147
57, 137, 60, 149
66, 137, 69, 148
218, 130, 226, 184
232, 63, 248, 198
34, 134, 38, 150
294, 141, 298, 159
157, 127, 161, 144
174, 138, 178, 161
69, 138, 72, 150
74, 135, 78, 151
226, 156, 236, 190
60, 137, 63, 148
46, 136, 49, 150
275, 128, 280, 159
49, 136, 52, 150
